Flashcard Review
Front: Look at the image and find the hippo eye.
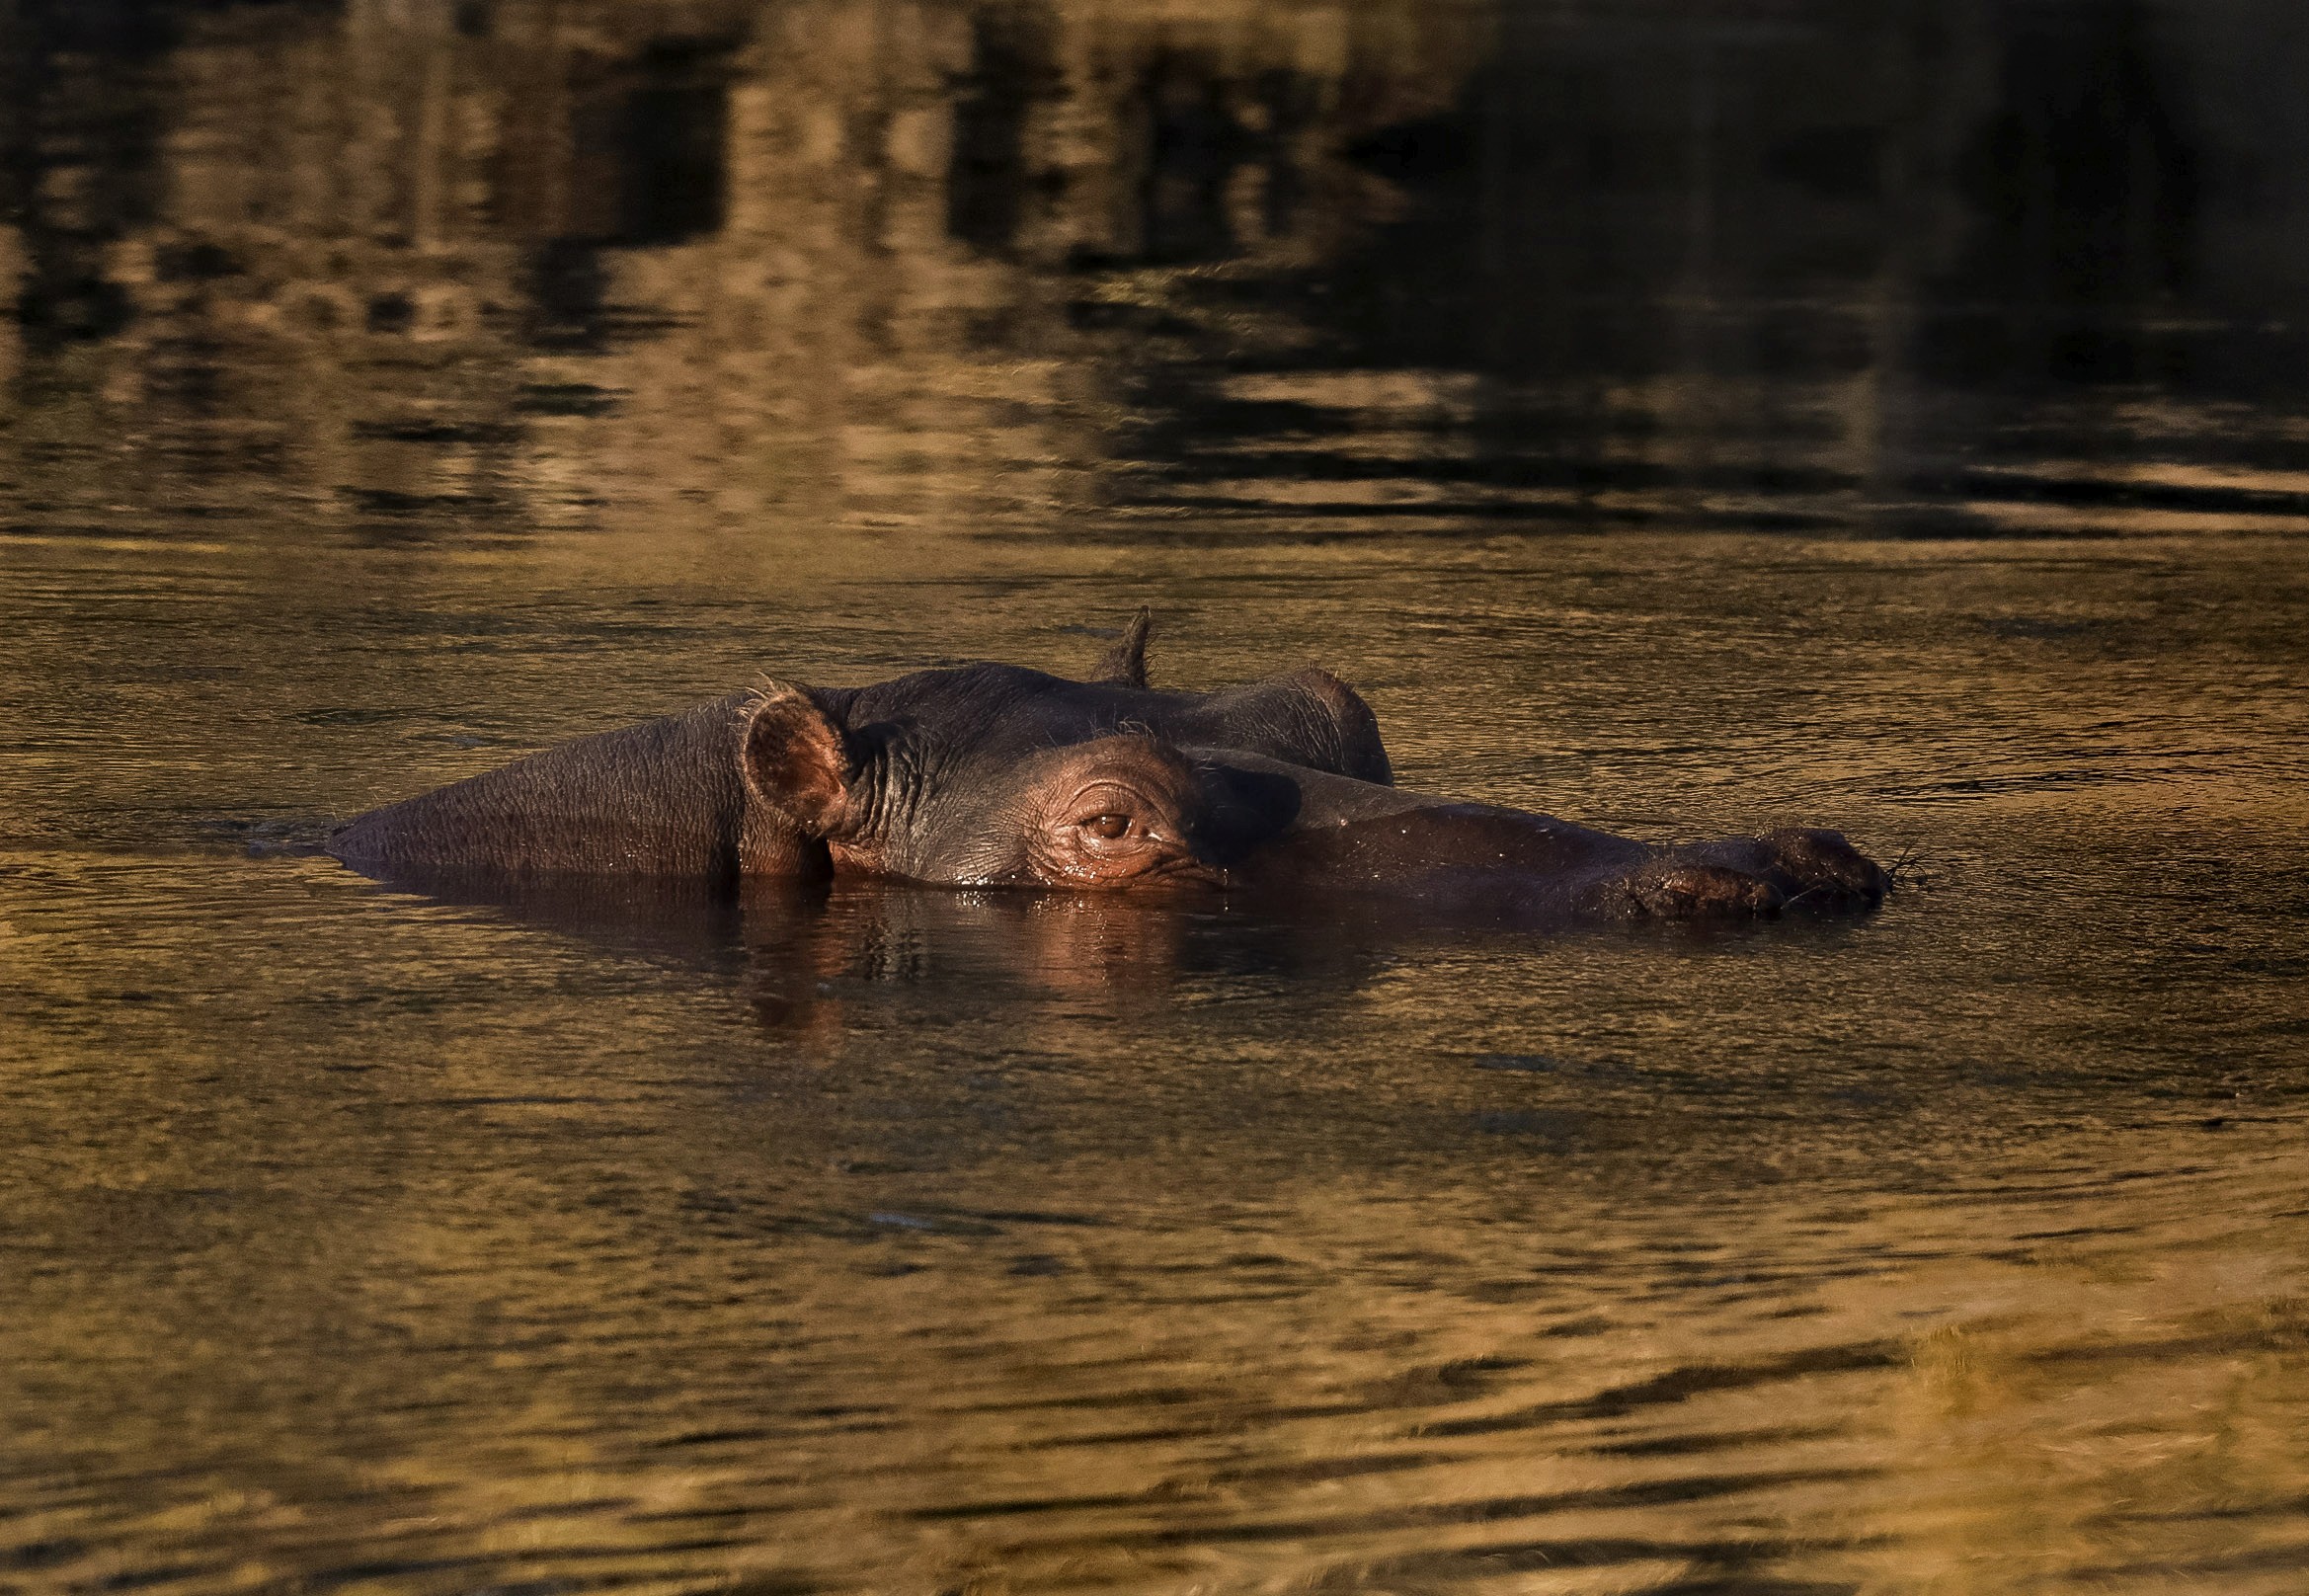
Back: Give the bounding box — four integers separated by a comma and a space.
1080, 813, 1132, 841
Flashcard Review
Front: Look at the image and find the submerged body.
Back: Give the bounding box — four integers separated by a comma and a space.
328, 615, 1385, 886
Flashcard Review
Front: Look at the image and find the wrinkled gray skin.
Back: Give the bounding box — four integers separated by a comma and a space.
330, 614, 1888, 921
1187, 750, 1889, 921
326, 614, 1387, 886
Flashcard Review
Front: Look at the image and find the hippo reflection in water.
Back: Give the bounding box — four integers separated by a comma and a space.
328, 613, 1887, 922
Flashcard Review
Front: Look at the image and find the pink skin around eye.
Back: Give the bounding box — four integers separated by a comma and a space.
1030, 785, 1214, 888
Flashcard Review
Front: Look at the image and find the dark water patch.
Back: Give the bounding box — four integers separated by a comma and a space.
349, 420, 526, 446
340, 487, 505, 517
1305, 1538, 1850, 1593
2058, 1546, 2309, 1583
1011, 1422, 1237, 1453
512, 384, 625, 418
1471, 1052, 1564, 1073
908, 1490, 1175, 1523
1590, 1423, 1845, 1459
1083, 1469, 1874, 1548
1426, 1342, 1905, 1438
0, 1538, 90, 1571
84, 1560, 235, 1590
2097, 1494, 2309, 1525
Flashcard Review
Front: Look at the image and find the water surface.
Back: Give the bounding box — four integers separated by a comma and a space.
5, 2, 2309, 1592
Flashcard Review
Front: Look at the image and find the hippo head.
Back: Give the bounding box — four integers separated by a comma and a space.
739, 682, 1306, 889
714, 610, 1372, 889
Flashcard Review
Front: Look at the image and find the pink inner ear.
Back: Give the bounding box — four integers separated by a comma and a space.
742, 687, 852, 834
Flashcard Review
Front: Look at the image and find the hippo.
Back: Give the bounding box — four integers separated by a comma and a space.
329, 614, 1888, 920
326, 612, 1384, 884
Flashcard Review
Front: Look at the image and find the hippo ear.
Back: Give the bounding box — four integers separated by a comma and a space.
741, 682, 859, 836
1090, 606, 1154, 688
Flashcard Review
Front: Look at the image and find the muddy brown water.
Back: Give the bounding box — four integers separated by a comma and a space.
5, 2, 2309, 1592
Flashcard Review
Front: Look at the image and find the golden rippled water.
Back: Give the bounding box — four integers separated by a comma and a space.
6, 531, 2307, 1594
6, 2, 2309, 1591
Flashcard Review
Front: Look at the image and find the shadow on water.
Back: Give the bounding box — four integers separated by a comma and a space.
10, 0, 2309, 540
337, 856, 1898, 1048
330, 865, 1443, 1040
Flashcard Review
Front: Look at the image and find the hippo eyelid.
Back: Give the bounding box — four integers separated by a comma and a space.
1062, 777, 1154, 811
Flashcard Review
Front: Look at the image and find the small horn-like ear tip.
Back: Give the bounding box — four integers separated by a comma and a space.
1093, 606, 1155, 688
